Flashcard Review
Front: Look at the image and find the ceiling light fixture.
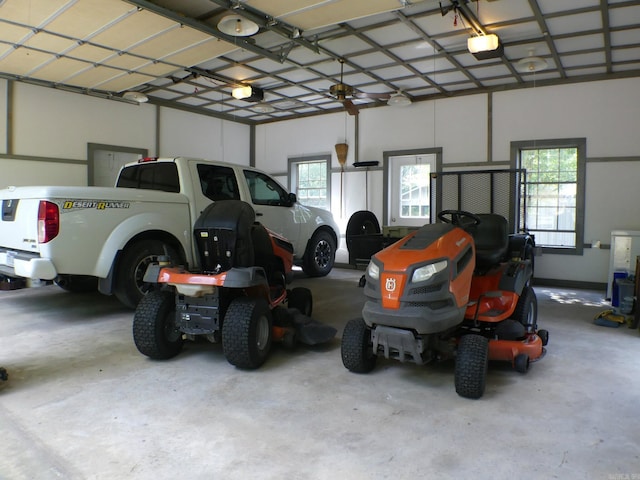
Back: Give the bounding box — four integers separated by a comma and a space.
231, 85, 264, 102
517, 49, 548, 72
253, 102, 275, 113
468, 33, 503, 60
217, 14, 259, 37
387, 91, 411, 107
122, 91, 148, 103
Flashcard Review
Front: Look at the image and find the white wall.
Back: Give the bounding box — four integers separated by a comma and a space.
255, 77, 640, 286
0, 81, 250, 187
159, 108, 250, 164
3, 76, 639, 286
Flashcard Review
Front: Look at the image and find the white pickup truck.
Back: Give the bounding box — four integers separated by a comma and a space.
0, 157, 339, 308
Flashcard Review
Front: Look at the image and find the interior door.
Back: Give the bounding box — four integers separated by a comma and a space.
89, 146, 146, 187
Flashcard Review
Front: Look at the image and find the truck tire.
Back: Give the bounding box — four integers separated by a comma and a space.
341, 317, 377, 373
302, 230, 336, 277
133, 290, 183, 359
287, 287, 313, 316
54, 275, 98, 293
455, 334, 489, 399
222, 297, 272, 369
114, 240, 178, 309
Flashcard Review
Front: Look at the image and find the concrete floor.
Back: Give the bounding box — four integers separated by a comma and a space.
1, 268, 639, 480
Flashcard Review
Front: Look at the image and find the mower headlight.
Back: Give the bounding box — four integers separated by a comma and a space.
412, 260, 447, 283
366, 261, 379, 280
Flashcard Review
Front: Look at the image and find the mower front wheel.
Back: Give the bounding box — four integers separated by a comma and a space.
512, 286, 538, 333
514, 353, 530, 374
222, 297, 273, 369
455, 334, 489, 399
341, 318, 377, 373
133, 290, 183, 359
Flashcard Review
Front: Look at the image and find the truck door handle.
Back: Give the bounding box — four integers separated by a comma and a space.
256, 212, 263, 216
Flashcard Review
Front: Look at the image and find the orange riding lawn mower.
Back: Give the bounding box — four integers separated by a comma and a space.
133, 200, 336, 369
341, 210, 549, 399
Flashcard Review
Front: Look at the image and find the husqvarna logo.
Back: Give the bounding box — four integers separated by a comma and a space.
385, 277, 396, 292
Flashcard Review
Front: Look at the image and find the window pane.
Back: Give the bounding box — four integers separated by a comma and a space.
399, 163, 430, 219
295, 160, 327, 209
521, 146, 578, 248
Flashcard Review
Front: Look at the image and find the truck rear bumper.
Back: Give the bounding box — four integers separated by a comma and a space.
0, 250, 57, 280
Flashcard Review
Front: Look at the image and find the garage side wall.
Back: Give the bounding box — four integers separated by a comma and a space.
0, 81, 250, 188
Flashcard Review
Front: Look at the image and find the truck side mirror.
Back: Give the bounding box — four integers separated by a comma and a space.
288, 192, 297, 206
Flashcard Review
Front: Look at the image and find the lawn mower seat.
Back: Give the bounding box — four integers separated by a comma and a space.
252, 223, 276, 275
471, 213, 510, 269
194, 200, 255, 273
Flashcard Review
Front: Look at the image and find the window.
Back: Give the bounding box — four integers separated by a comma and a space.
244, 170, 290, 206
289, 155, 330, 210
116, 162, 180, 193
400, 163, 431, 219
197, 164, 240, 201
512, 139, 586, 254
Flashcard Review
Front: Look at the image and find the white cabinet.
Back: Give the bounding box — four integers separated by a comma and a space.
607, 230, 640, 299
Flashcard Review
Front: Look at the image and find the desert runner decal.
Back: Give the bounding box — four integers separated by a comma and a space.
61, 200, 131, 211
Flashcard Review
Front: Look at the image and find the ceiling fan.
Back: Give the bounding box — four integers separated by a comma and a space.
329, 59, 393, 115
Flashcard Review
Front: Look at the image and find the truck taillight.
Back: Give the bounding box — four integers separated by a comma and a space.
38, 201, 59, 243
138, 157, 158, 163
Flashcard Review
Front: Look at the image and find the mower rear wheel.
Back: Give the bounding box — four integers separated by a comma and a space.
133, 290, 183, 359
512, 286, 538, 333
514, 353, 530, 373
222, 297, 273, 369
455, 334, 489, 399
341, 318, 377, 373
288, 287, 313, 316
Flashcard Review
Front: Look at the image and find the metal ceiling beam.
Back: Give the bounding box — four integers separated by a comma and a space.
450, 0, 524, 83
527, 0, 566, 79
393, 10, 480, 91
123, 0, 287, 64
600, 0, 612, 74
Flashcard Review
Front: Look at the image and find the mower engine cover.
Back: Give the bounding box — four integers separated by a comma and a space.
362, 222, 475, 334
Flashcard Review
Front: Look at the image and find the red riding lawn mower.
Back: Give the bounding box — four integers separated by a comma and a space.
341, 210, 548, 399
133, 200, 335, 369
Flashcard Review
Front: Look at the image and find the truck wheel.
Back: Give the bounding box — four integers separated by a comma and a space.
114, 240, 178, 309
302, 230, 336, 277
222, 297, 272, 369
511, 286, 537, 333
455, 334, 489, 399
54, 275, 98, 293
341, 318, 377, 373
287, 287, 313, 316
133, 290, 183, 359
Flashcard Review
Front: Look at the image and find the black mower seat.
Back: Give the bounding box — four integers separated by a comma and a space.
471, 214, 509, 268
194, 200, 256, 271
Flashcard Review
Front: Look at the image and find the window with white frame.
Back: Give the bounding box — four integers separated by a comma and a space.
289, 155, 329, 210
512, 139, 586, 254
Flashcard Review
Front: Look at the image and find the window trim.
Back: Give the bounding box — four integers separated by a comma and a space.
288, 154, 331, 210
511, 138, 586, 255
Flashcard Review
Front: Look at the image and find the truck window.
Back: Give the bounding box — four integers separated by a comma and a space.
197, 165, 240, 202
117, 163, 180, 193
243, 170, 288, 206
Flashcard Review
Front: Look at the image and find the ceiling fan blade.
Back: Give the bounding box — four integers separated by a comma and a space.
354, 92, 391, 100
343, 99, 359, 116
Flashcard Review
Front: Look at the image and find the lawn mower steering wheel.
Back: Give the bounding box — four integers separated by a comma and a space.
438, 210, 482, 229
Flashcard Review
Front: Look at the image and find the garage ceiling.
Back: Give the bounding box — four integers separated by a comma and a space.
0, 0, 638, 125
